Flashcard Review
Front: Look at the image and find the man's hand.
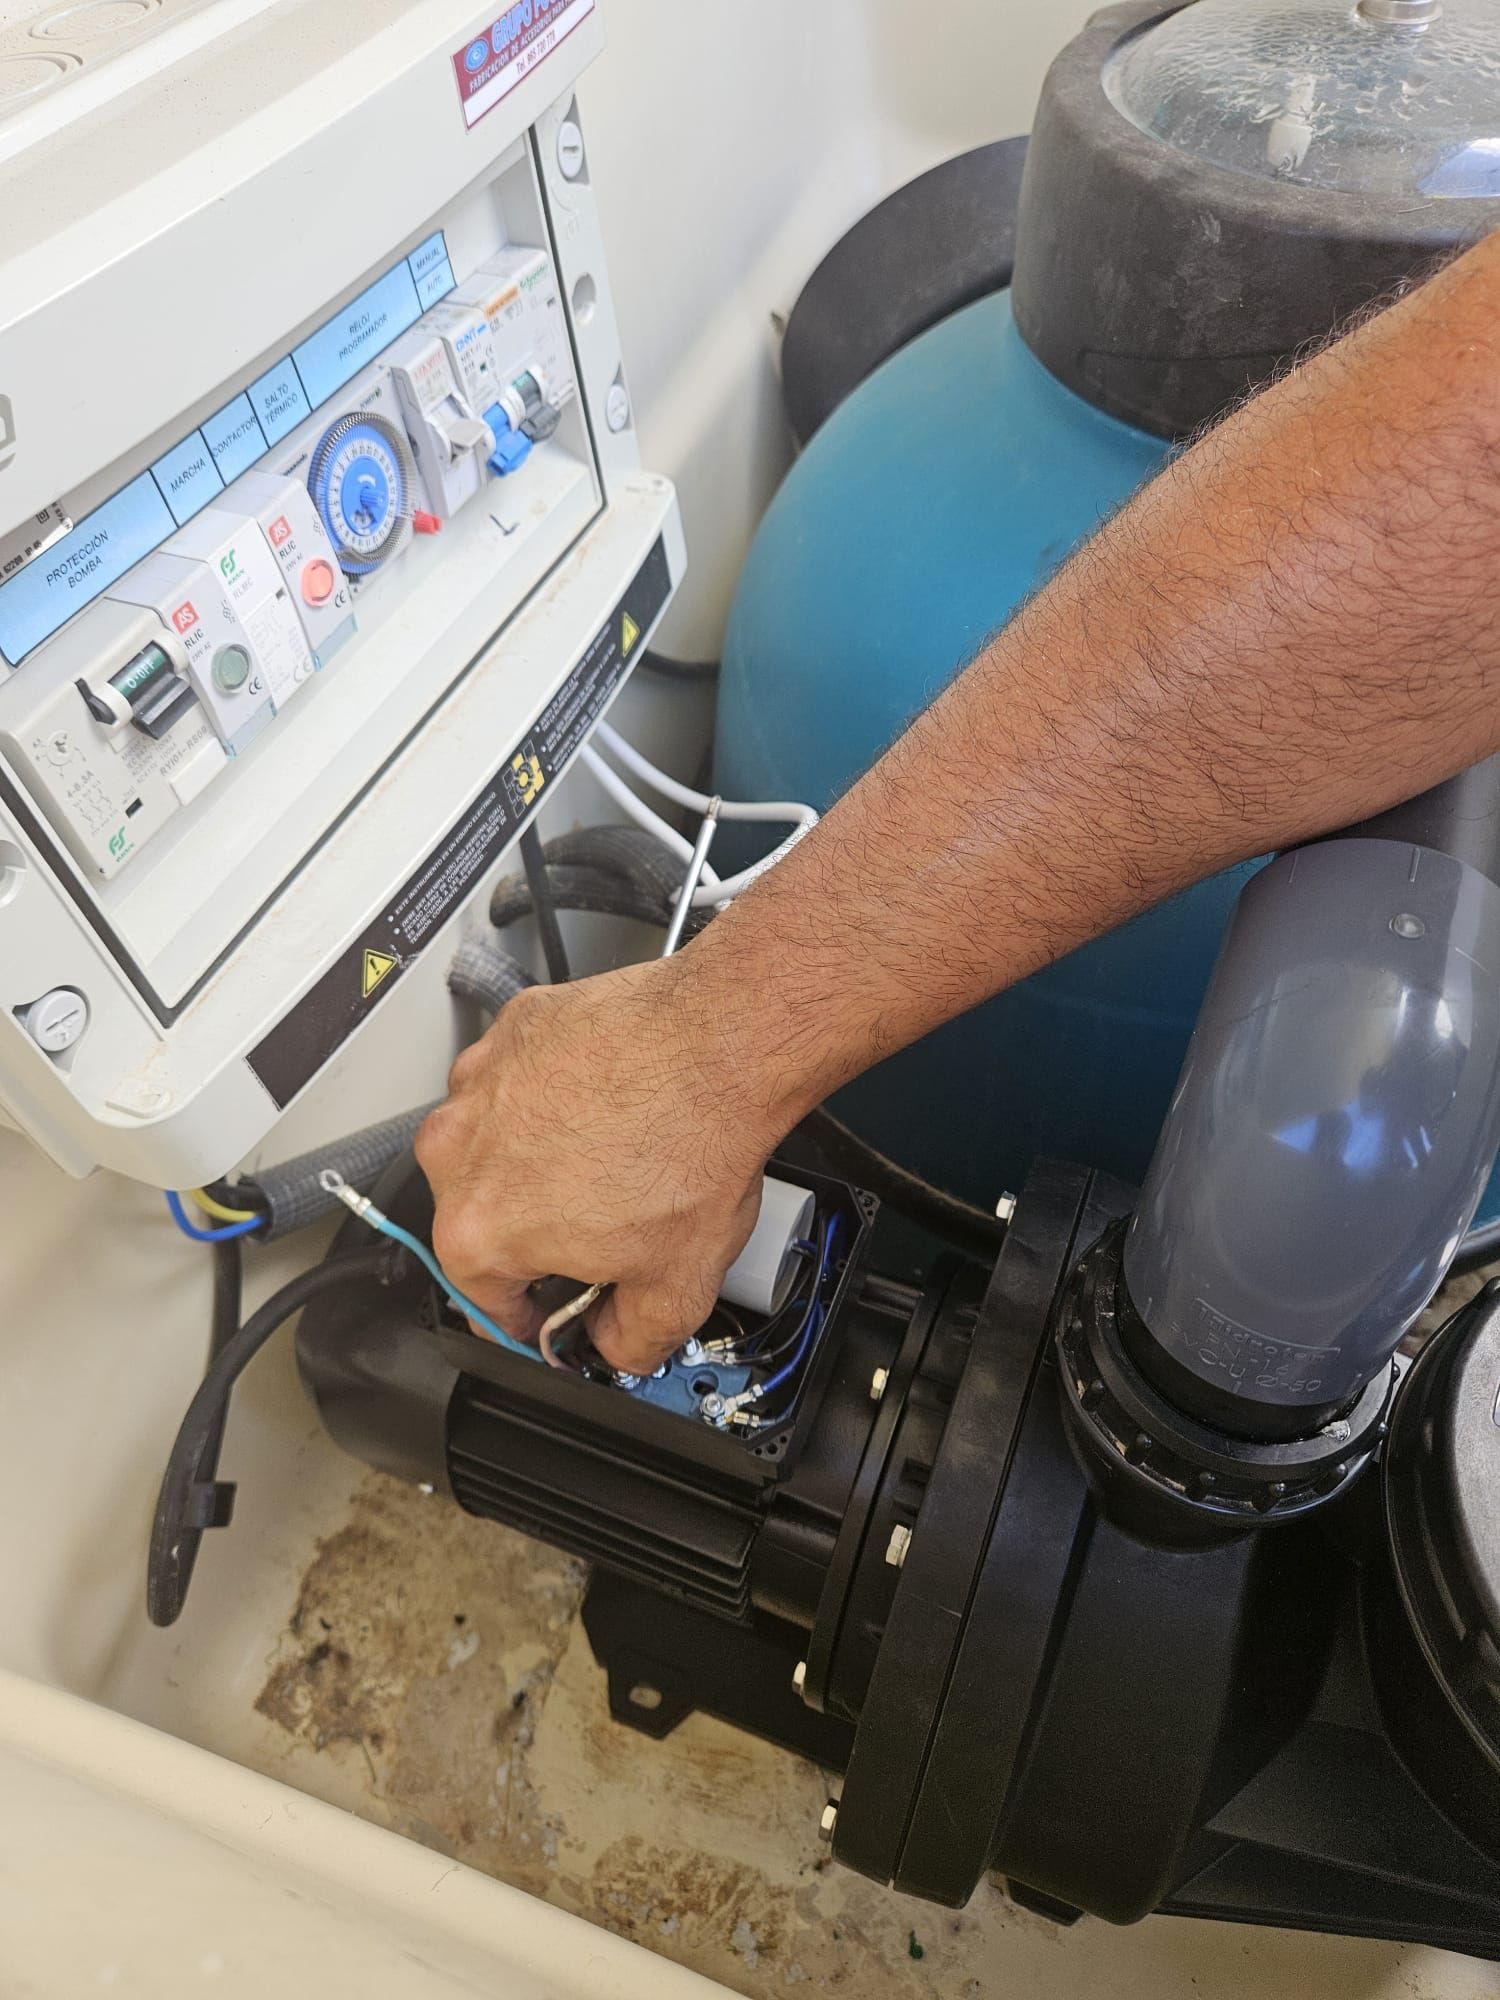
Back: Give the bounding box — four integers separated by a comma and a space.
415, 960, 777, 1375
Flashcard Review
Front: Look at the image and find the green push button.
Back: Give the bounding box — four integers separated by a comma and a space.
212, 644, 252, 692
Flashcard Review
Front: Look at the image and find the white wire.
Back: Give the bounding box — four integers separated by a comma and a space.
581, 736, 818, 908
697, 820, 816, 906
578, 745, 722, 882
594, 721, 818, 830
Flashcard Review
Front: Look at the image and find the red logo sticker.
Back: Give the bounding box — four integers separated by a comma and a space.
449, 0, 595, 130
268, 515, 292, 548
171, 601, 198, 634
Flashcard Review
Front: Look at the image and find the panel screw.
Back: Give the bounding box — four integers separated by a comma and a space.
994, 1191, 1017, 1223
792, 1660, 807, 1694
885, 1523, 912, 1568
869, 1367, 889, 1402
819, 1801, 839, 1841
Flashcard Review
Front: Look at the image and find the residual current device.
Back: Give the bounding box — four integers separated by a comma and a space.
0, 0, 684, 1183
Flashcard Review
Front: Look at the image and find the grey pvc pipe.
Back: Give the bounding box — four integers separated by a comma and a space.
1124, 838, 1500, 1436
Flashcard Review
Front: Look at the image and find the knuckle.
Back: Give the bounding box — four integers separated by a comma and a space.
500, 982, 548, 1036
614, 1279, 703, 1356
431, 1202, 491, 1281
446, 1042, 485, 1093
412, 1106, 450, 1173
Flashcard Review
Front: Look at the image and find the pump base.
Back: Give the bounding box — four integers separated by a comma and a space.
581, 1569, 855, 1768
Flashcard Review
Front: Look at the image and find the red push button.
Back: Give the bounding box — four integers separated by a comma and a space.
301, 559, 336, 607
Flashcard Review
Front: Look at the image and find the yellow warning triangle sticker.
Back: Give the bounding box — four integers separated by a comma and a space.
362, 949, 399, 998
621, 611, 641, 657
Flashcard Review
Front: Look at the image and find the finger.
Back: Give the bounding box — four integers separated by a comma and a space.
459, 1273, 544, 1348
590, 1275, 719, 1377
430, 1204, 542, 1345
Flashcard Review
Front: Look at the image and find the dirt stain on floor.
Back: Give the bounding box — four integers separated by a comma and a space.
251, 1471, 1486, 2000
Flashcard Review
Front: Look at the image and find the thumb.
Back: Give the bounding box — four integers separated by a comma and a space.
591, 1274, 720, 1377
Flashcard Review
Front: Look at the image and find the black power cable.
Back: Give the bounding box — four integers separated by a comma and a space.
519, 823, 572, 984
200, 1236, 243, 1453
799, 1106, 1004, 1262
199, 1176, 269, 1228
147, 1248, 392, 1627
143, 1240, 245, 1629
1449, 1216, 1500, 1277
638, 649, 718, 683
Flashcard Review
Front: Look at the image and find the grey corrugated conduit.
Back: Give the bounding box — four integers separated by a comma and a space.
448, 929, 537, 1013
242, 934, 537, 1239
249, 1105, 437, 1240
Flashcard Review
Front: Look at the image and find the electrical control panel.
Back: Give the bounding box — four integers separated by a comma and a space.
0, 1, 684, 1183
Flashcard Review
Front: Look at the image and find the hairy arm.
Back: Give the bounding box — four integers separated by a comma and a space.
418, 230, 1500, 1371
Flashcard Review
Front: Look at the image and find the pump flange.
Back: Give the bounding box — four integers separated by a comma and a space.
1057, 1223, 1395, 1538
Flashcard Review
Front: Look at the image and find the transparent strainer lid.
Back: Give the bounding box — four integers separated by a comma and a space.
1104, 0, 1500, 198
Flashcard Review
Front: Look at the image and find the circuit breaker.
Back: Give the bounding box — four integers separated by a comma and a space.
0, 2, 684, 1183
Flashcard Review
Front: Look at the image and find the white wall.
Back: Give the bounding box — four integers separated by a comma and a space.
577, 0, 1098, 656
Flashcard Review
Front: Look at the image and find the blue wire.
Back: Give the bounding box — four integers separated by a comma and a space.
164, 1190, 262, 1243
347, 1207, 539, 1363
758, 1212, 840, 1400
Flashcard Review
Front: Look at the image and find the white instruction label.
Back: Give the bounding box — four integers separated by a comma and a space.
0, 502, 72, 590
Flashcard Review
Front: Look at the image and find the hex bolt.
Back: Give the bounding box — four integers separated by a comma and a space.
994, 1191, 1018, 1223
819, 1800, 839, 1841
885, 1523, 912, 1568
869, 1367, 889, 1403
792, 1659, 807, 1694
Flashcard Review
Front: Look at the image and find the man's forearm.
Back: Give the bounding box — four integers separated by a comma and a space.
419, 229, 1500, 1370
672, 232, 1500, 1147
